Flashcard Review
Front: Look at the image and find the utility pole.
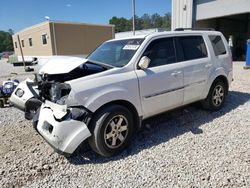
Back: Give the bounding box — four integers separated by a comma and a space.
132, 0, 136, 35
17, 34, 26, 69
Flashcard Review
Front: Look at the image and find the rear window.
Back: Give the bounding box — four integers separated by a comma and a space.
209, 35, 227, 56
177, 36, 208, 61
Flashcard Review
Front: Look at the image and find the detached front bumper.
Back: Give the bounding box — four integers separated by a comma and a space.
37, 100, 91, 155
10, 78, 39, 111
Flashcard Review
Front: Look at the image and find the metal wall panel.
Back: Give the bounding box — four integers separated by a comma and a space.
172, 0, 194, 30
196, 0, 250, 20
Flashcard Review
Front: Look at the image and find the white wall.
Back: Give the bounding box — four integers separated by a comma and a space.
196, 0, 250, 20
115, 28, 164, 39
171, 0, 193, 30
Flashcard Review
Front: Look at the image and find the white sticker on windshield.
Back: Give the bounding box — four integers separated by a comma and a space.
123, 45, 140, 50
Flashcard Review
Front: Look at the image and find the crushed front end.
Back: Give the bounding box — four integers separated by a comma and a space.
36, 100, 91, 155
34, 74, 93, 155
11, 73, 93, 155
10, 58, 109, 155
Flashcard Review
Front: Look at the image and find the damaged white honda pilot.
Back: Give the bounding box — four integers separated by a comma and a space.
10, 30, 233, 157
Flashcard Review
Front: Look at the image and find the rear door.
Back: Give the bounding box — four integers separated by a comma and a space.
135, 37, 184, 118
175, 35, 210, 104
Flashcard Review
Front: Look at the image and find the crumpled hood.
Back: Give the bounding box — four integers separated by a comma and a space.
39, 56, 88, 74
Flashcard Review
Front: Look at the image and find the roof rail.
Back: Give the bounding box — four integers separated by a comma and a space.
174, 28, 215, 31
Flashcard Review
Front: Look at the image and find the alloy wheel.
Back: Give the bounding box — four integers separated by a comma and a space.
104, 115, 129, 149
212, 85, 224, 107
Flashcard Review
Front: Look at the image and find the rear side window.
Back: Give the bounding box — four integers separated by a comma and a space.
209, 35, 226, 56
177, 36, 208, 61
143, 37, 176, 67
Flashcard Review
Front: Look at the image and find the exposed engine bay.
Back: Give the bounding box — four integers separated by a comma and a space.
20, 61, 110, 121
37, 62, 108, 104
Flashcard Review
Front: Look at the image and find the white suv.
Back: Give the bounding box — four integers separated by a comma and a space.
10, 30, 233, 157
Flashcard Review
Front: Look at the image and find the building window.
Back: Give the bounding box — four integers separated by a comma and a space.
21, 40, 24, 47
209, 35, 227, 56
29, 38, 33, 46
15, 42, 18, 48
42, 34, 47, 45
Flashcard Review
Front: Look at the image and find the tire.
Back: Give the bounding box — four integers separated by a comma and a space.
88, 105, 134, 157
202, 80, 227, 111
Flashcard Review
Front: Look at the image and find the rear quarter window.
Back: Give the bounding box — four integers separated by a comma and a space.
209, 35, 227, 56
177, 36, 208, 61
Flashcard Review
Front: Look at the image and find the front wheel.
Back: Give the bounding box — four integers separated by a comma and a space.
88, 105, 134, 157
202, 80, 227, 111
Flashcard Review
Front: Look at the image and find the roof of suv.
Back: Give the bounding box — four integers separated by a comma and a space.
110, 30, 222, 42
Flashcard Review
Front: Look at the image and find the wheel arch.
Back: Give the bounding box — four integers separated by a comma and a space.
202, 74, 229, 111
206, 69, 230, 98
90, 100, 142, 131
211, 75, 229, 95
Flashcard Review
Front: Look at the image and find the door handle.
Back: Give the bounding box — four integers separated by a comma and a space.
171, 71, 182, 76
205, 64, 212, 68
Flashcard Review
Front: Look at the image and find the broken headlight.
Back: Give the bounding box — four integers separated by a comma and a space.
57, 106, 92, 124
69, 106, 92, 124
56, 95, 69, 105
49, 83, 71, 104
15, 88, 25, 97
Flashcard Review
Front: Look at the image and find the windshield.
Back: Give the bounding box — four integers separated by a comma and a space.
87, 38, 144, 67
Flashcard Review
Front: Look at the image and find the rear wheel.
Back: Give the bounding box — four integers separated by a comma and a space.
202, 80, 227, 111
88, 105, 134, 157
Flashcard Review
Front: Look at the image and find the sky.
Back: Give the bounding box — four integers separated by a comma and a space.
0, 0, 171, 33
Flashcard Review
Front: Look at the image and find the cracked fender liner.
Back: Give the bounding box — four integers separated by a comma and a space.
43, 100, 68, 119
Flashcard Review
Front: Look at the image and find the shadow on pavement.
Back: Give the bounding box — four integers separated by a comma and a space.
68, 90, 250, 165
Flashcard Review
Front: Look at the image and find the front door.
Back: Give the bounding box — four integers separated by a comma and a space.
135, 37, 184, 118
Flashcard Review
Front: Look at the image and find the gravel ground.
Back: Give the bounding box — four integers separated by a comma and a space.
0, 60, 249, 187
0, 59, 36, 83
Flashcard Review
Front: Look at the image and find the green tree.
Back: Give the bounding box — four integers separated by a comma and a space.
0, 29, 14, 52
109, 16, 131, 32
109, 12, 171, 32
141, 14, 151, 29
151, 13, 163, 28
131, 15, 143, 30
8, 29, 14, 35
162, 13, 171, 30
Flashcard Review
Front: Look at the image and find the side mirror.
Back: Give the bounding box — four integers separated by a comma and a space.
138, 56, 151, 70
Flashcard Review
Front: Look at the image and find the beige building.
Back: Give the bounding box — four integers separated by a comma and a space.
12, 21, 115, 61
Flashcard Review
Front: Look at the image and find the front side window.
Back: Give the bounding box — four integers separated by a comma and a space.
29, 38, 33, 46
88, 38, 144, 67
209, 35, 226, 56
142, 37, 176, 67
42, 34, 47, 45
178, 36, 208, 61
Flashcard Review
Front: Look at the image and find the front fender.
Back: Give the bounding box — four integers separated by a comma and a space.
71, 86, 142, 116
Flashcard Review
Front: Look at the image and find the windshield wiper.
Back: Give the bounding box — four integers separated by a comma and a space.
87, 59, 115, 69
